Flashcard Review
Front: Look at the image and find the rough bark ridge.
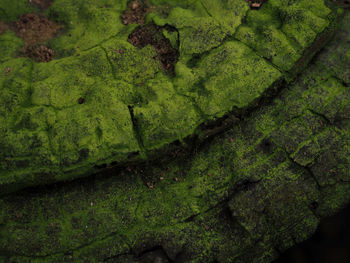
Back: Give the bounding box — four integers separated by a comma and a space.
0, 1, 349, 263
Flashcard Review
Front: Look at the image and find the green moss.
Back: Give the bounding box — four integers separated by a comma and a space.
235, 0, 334, 71
0, 0, 342, 192
100, 38, 160, 85
48, 0, 128, 52
178, 40, 282, 117
133, 73, 203, 150
162, 28, 179, 49
0, 6, 349, 261
0, 0, 36, 22
0, 31, 23, 62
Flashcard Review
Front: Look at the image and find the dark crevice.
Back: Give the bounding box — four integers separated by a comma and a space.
267, 137, 325, 191
273, 245, 283, 257
285, 154, 323, 190
100, 46, 117, 79
102, 252, 132, 262
196, 114, 241, 142
309, 201, 319, 210
128, 105, 145, 153
307, 109, 332, 125
193, 77, 285, 150
127, 151, 140, 160
219, 203, 252, 236
183, 213, 200, 223
186, 53, 202, 68
274, 203, 350, 263
232, 178, 262, 193
259, 138, 275, 154
342, 81, 349, 87
233, 37, 285, 74
136, 245, 175, 263
331, 74, 350, 88
304, 166, 322, 189
183, 198, 231, 225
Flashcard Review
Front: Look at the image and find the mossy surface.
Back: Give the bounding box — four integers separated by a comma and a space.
0, 6, 349, 263
0, 0, 341, 191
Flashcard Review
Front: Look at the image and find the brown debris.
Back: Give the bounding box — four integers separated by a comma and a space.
121, 0, 149, 25
14, 13, 61, 47
146, 182, 154, 189
246, 0, 267, 9
12, 13, 62, 62
128, 22, 179, 73
29, 0, 54, 9
0, 22, 9, 34
5, 67, 12, 76
25, 45, 55, 62
251, 2, 262, 8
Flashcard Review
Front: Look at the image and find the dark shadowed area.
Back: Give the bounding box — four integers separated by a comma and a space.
275, 204, 350, 263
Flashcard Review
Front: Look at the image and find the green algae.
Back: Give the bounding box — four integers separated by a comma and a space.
0, 0, 344, 192
0, 9, 349, 262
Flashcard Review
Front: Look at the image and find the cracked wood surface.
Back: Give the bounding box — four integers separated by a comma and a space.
0, 0, 342, 193
0, 5, 349, 262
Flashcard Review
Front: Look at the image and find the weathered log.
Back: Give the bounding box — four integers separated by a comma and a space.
0, 1, 349, 262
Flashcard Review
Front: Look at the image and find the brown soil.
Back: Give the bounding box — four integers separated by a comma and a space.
14, 13, 61, 47
13, 13, 61, 62
26, 45, 55, 62
128, 22, 179, 73
29, 0, 54, 9
121, 0, 150, 25
0, 22, 9, 34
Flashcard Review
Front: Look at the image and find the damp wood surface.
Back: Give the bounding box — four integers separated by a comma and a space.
0, 1, 349, 262
0, 0, 345, 192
